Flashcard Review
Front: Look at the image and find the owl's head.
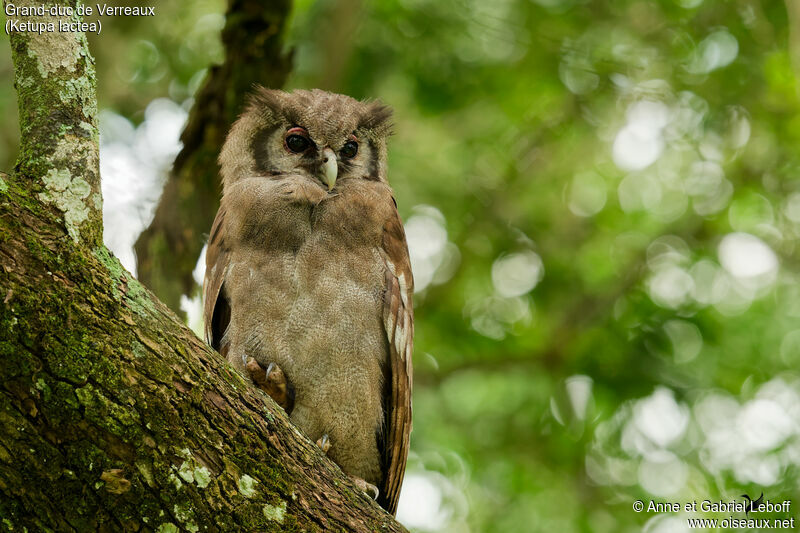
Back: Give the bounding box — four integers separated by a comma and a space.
219, 87, 393, 192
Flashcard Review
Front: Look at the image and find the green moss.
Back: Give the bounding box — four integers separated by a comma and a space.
93, 247, 123, 300
47, 381, 79, 411
39, 328, 93, 385
93, 247, 158, 316
34, 378, 49, 393
135, 460, 155, 488
131, 340, 147, 359
156, 523, 178, 533
93, 246, 122, 277
124, 278, 158, 317
74, 383, 141, 439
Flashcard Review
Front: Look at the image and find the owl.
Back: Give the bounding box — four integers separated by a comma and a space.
203, 88, 413, 515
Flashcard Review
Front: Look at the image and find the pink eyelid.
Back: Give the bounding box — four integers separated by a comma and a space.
286, 127, 308, 137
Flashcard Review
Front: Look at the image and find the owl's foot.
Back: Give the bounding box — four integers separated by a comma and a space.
313, 435, 377, 499
245, 357, 295, 413
349, 475, 379, 500
316, 434, 331, 455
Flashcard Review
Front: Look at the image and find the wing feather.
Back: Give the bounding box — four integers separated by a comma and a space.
378, 204, 414, 516
203, 203, 232, 359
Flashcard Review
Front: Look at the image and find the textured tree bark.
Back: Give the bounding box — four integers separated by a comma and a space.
0, 3, 407, 531
134, 0, 293, 316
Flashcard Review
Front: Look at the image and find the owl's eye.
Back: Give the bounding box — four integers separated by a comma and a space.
285, 134, 311, 153
340, 140, 358, 159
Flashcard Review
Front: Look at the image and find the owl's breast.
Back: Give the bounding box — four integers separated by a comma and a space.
310, 180, 396, 247
226, 236, 388, 482
224, 175, 330, 251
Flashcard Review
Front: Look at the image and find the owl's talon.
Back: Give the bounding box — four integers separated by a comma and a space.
349, 475, 379, 500
245, 357, 295, 413
316, 434, 331, 454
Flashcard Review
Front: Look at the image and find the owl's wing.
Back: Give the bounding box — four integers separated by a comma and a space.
203, 202, 232, 359
378, 203, 414, 516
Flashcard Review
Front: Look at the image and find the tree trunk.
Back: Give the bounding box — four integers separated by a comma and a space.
134, 0, 293, 316
0, 2, 407, 531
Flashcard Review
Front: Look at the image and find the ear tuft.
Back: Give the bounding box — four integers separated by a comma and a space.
245, 85, 286, 116
359, 100, 394, 136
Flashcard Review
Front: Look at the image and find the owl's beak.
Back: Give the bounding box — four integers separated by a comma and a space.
320, 147, 338, 190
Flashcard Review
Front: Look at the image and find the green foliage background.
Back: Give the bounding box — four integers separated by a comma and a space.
3, 1, 800, 531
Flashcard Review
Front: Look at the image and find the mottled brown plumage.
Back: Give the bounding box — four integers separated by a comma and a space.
203, 88, 413, 515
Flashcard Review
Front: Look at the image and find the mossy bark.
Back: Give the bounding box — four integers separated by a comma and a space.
7, 0, 101, 247
0, 3, 407, 532
134, 0, 293, 316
